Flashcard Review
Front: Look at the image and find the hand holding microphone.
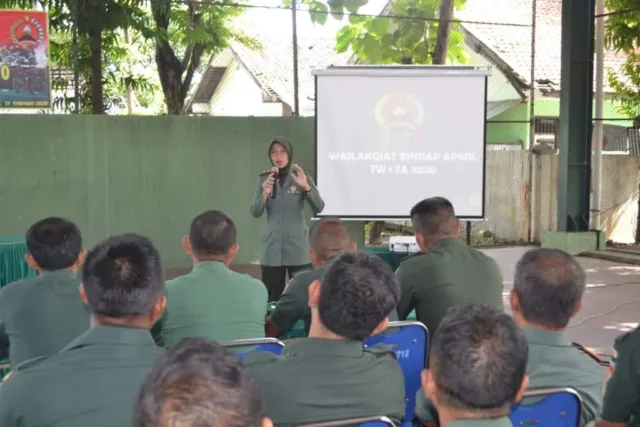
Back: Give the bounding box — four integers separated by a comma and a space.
262, 167, 278, 200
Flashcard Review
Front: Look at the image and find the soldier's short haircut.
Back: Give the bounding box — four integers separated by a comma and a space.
514, 248, 586, 329
26, 217, 83, 270
319, 252, 400, 341
430, 304, 528, 414
133, 337, 264, 427
309, 218, 351, 261
189, 210, 237, 257
410, 197, 458, 238
81, 233, 164, 317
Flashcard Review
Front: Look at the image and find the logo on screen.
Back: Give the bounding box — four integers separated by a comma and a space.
374, 92, 425, 138
10, 16, 45, 49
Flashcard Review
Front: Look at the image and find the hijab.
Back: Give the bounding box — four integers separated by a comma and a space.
268, 138, 293, 186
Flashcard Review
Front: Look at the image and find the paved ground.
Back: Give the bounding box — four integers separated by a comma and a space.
486, 246, 640, 358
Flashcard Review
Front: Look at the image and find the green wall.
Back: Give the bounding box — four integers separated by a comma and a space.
0, 116, 363, 268
487, 102, 529, 145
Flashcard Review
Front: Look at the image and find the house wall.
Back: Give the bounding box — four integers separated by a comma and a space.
0, 115, 350, 270
209, 60, 284, 117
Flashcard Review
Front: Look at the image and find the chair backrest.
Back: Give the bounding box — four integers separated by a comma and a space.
222, 338, 285, 359
362, 321, 429, 426
299, 415, 395, 427
510, 387, 582, 427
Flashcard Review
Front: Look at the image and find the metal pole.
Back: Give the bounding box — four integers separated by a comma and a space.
72, 0, 80, 114
291, 0, 300, 115
591, 0, 605, 230
526, 0, 537, 243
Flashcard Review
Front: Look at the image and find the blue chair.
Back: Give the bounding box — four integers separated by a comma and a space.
299, 415, 395, 426
510, 387, 582, 427
363, 321, 429, 427
222, 338, 285, 359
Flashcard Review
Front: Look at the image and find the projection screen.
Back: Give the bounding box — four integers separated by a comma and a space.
314, 66, 490, 219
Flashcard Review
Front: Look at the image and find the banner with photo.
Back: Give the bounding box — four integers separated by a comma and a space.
0, 10, 50, 108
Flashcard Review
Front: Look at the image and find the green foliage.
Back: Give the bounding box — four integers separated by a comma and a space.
283, 0, 368, 24
151, 0, 258, 114
604, 0, 640, 120
338, 0, 467, 65
290, 0, 468, 65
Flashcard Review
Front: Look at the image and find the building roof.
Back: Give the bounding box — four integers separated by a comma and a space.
191, 0, 627, 113
459, 0, 625, 90
227, 34, 352, 115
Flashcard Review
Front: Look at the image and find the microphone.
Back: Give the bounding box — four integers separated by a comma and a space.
270, 167, 279, 199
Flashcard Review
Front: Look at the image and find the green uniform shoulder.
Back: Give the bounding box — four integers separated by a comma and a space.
397, 252, 428, 270
614, 328, 640, 353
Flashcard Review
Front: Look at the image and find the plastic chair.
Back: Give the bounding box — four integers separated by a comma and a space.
363, 321, 429, 427
222, 338, 285, 359
510, 387, 582, 427
299, 415, 395, 426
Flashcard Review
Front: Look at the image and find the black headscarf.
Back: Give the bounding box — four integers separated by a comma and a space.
269, 138, 293, 186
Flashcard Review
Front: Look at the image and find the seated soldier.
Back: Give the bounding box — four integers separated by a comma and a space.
245, 252, 405, 426
159, 210, 267, 346
266, 218, 356, 338
597, 332, 640, 426
134, 337, 272, 427
396, 198, 503, 335
422, 303, 529, 427
0, 233, 166, 427
0, 217, 89, 366
417, 248, 602, 426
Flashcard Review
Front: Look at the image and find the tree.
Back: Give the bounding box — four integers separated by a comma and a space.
605, 0, 640, 122
150, 0, 258, 115
333, 0, 467, 66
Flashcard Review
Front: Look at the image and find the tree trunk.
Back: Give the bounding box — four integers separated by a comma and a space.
152, 1, 205, 115
432, 0, 455, 65
89, 28, 103, 114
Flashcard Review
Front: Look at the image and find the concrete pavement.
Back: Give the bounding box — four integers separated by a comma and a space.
484, 246, 640, 357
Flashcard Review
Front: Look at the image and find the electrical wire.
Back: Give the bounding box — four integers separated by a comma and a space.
159, 0, 534, 27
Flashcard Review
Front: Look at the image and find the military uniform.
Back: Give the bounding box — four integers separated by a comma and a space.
416, 327, 603, 425
0, 326, 163, 427
160, 261, 267, 347
269, 262, 399, 336
601, 327, 640, 426
0, 269, 89, 366
446, 417, 514, 427
395, 238, 503, 334
244, 338, 405, 426
250, 163, 325, 301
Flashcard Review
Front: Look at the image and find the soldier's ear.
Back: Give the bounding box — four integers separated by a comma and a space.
514, 375, 529, 403
25, 253, 39, 271
182, 235, 192, 256
78, 283, 89, 305
308, 280, 321, 308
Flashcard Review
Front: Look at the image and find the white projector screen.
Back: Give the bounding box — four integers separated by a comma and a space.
314, 66, 489, 219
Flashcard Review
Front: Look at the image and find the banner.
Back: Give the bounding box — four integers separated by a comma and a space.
0, 10, 50, 108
